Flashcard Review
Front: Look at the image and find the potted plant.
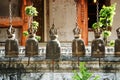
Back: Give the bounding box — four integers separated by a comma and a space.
99, 3, 116, 45
23, 5, 41, 41
72, 62, 100, 80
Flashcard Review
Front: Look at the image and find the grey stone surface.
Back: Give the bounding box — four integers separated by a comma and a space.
0, 72, 118, 80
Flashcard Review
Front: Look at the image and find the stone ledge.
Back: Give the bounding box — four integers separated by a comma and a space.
0, 61, 119, 73
0, 46, 115, 57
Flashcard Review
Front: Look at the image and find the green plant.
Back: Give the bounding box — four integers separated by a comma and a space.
92, 3, 116, 45
25, 6, 38, 16
35, 35, 41, 41
108, 40, 115, 46
73, 62, 100, 80
92, 3, 116, 31
23, 5, 41, 41
31, 21, 39, 30
23, 31, 28, 36
92, 22, 102, 30
102, 30, 112, 45
99, 3, 116, 27
102, 30, 111, 38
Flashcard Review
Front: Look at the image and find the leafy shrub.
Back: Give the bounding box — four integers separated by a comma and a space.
73, 62, 100, 80
25, 6, 38, 16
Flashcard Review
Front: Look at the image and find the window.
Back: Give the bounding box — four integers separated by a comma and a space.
0, 0, 21, 17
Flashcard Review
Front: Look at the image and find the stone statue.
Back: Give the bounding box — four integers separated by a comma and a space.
73, 24, 80, 37
91, 29, 105, 57
5, 0, 19, 57
5, 26, 19, 57
7, 26, 15, 38
46, 24, 61, 59
115, 27, 120, 56
25, 27, 38, 57
72, 24, 85, 57
49, 24, 57, 36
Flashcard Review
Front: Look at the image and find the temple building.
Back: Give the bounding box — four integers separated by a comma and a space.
0, 0, 118, 46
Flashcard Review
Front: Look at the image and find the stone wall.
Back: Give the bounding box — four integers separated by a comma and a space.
49, 0, 76, 41
109, 0, 120, 41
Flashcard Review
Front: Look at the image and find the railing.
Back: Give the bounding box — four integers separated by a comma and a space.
0, 46, 115, 58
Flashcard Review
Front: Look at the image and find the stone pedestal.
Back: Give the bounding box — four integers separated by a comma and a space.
5, 39, 19, 57
91, 38, 105, 58
25, 38, 38, 57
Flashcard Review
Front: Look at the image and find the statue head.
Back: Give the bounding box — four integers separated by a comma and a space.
116, 27, 120, 39
49, 24, 58, 40
73, 23, 81, 38
28, 27, 36, 38
7, 25, 15, 39
94, 29, 102, 39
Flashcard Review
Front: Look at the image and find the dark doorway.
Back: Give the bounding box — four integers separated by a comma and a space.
88, 0, 110, 30
33, 0, 44, 42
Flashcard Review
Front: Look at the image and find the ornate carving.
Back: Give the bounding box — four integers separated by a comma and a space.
73, 23, 81, 38
25, 22, 39, 57
28, 27, 36, 38
46, 24, 61, 59
72, 24, 85, 57
91, 29, 105, 58
7, 26, 15, 38
49, 24, 57, 37
5, 26, 19, 57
